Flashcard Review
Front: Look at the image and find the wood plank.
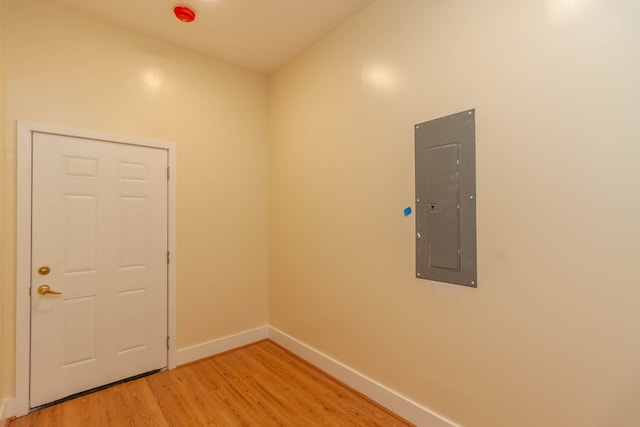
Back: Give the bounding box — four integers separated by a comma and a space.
8, 340, 414, 427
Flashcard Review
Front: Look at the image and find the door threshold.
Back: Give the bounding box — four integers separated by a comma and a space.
29, 368, 164, 413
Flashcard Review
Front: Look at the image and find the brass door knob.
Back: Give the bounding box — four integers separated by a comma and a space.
38, 266, 51, 275
37, 285, 62, 295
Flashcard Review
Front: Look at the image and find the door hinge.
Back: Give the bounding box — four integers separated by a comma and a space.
167, 337, 170, 349
167, 251, 170, 264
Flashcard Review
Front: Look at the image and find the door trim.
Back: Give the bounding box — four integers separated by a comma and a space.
15, 121, 178, 417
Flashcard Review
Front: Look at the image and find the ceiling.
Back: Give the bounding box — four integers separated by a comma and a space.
50, 0, 376, 75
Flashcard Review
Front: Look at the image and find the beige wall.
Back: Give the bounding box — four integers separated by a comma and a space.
269, 0, 640, 426
2, 0, 268, 396
0, 0, 5, 403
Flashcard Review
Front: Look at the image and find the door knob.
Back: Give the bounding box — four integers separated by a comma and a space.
37, 285, 62, 295
38, 266, 51, 275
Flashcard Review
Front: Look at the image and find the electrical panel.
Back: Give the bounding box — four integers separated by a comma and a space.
415, 109, 477, 287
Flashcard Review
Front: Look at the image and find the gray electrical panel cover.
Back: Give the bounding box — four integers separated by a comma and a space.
415, 109, 477, 287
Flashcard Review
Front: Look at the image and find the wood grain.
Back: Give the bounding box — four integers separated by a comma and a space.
8, 340, 414, 427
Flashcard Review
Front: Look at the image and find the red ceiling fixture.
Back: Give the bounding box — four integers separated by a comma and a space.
174, 6, 196, 23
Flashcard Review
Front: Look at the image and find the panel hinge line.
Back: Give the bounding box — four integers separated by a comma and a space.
167, 251, 170, 264
167, 337, 170, 349
167, 167, 170, 179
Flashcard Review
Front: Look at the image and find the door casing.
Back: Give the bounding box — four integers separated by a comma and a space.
15, 121, 178, 416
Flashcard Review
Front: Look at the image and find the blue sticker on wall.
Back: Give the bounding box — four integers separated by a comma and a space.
404, 207, 412, 216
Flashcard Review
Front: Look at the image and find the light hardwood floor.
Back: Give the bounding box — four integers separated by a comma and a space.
8, 340, 414, 426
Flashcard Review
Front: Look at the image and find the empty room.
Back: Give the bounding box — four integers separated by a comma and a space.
1, 0, 639, 426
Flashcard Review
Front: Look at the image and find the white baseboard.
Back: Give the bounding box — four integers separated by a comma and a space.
175, 326, 269, 366
268, 327, 457, 427
1, 397, 16, 423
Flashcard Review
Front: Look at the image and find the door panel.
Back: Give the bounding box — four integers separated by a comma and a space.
30, 132, 168, 408
63, 195, 97, 273
62, 296, 96, 366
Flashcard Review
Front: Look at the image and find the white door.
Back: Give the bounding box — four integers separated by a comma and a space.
30, 132, 168, 408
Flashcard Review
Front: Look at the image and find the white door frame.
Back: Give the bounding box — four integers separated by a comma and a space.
15, 121, 178, 417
